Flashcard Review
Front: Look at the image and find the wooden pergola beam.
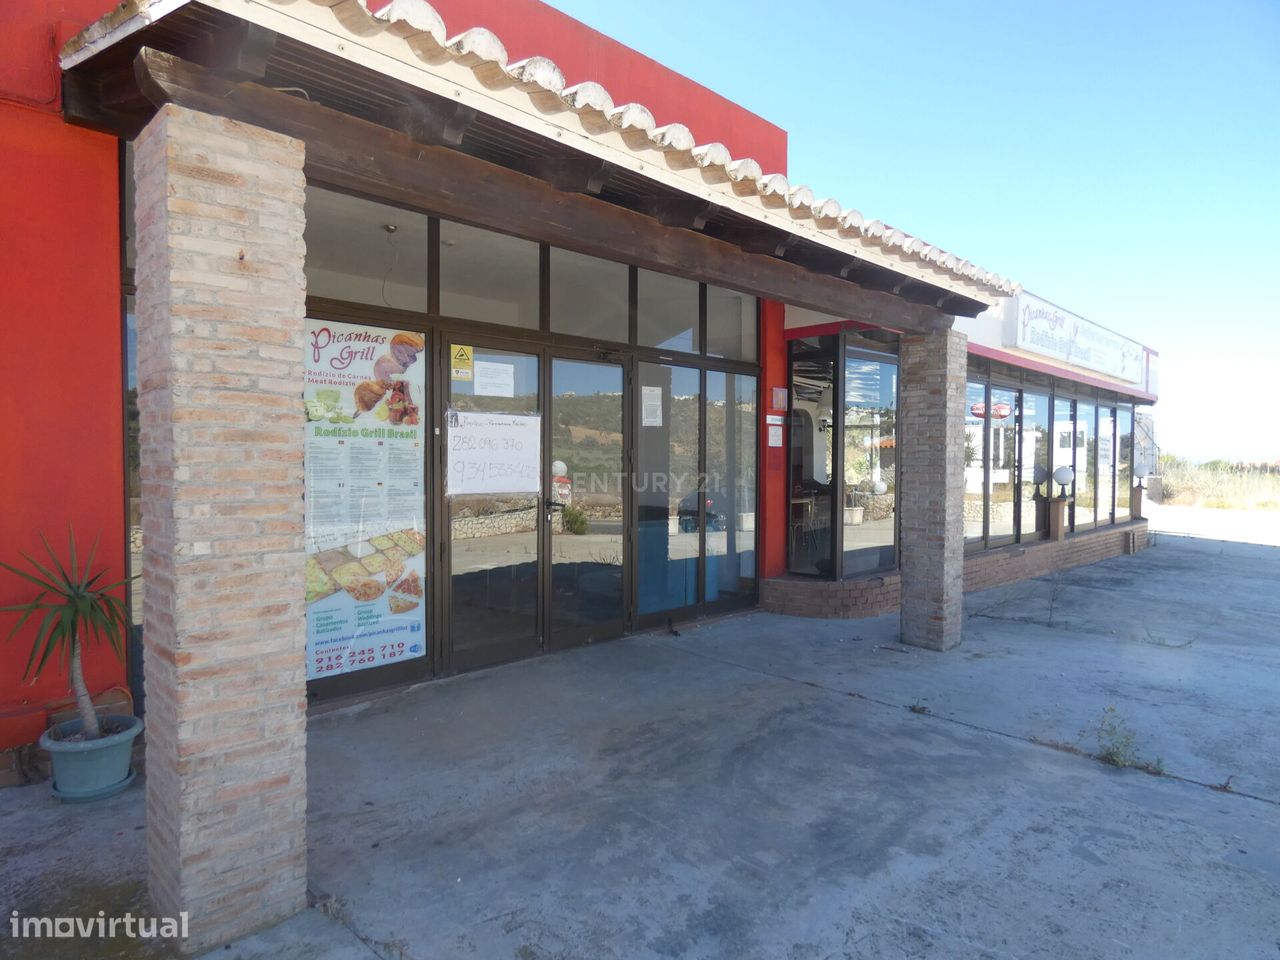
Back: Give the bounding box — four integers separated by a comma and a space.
84, 48, 960, 331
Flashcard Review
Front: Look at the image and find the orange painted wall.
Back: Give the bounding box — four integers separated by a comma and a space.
1, 0, 125, 746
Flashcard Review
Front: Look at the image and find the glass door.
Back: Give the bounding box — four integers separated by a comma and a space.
547, 356, 627, 648
445, 341, 542, 670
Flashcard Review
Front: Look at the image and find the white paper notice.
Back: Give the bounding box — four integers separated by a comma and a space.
1098, 435, 1113, 467
447, 410, 541, 495
767, 424, 783, 448
473, 360, 515, 398
641, 385, 663, 427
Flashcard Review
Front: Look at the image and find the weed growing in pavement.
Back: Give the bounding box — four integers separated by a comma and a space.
1085, 705, 1139, 768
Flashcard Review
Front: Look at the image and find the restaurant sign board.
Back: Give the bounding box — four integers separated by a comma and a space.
1013, 293, 1144, 384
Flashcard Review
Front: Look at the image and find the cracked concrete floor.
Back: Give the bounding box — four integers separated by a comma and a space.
2, 508, 1277, 959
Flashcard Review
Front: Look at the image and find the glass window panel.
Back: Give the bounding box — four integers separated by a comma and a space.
1076, 402, 1097, 529
705, 371, 758, 602
448, 348, 540, 655
788, 337, 835, 576
1116, 406, 1133, 520
125, 296, 140, 626
440, 220, 539, 328
1100, 406, 1117, 524
964, 381, 987, 546
637, 363, 701, 613
1020, 391, 1052, 539
706, 285, 757, 361
549, 248, 629, 343
989, 387, 1018, 543
1053, 397, 1076, 525
551, 359, 625, 633
843, 352, 897, 575
637, 269, 699, 352
304, 186, 430, 312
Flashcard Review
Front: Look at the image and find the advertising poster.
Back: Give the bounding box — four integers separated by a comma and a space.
304, 319, 428, 680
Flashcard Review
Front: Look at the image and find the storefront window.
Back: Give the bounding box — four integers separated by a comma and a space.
125, 296, 140, 626
637, 362, 701, 613
304, 186, 431, 312
1100, 406, 1116, 524
705, 371, 758, 603
706, 285, 757, 361
963, 381, 987, 546
439, 220, 540, 328
549, 248, 629, 343
1020, 391, 1051, 539
1053, 397, 1075, 527
1076, 402, 1097, 529
842, 351, 897, 574
788, 337, 835, 575
1116, 406, 1133, 520
989, 386, 1019, 543
637, 269, 699, 352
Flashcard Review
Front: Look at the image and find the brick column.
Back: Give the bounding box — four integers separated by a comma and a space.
897, 328, 967, 651
134, 104, 308, 951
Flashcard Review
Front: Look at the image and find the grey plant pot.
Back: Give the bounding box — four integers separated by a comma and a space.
39, 714, 144, 803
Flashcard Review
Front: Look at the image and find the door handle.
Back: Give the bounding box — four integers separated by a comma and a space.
545, 498, 564, 521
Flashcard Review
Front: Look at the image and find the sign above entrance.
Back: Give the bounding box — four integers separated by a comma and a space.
446, 410, 541, 496
450, 343, 474, 381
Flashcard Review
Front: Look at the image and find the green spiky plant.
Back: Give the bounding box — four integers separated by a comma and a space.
1, 528, 134, 741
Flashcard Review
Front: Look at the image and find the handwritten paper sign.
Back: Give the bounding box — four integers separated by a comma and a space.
446, 410, 541, 495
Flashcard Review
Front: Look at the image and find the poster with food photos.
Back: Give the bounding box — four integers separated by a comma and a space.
303, 319, 427, 679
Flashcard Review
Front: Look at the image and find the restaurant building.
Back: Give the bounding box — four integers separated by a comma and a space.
0, 0, 1157, 948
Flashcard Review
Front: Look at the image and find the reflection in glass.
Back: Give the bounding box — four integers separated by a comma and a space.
637, 270, 699, 352
1116, 406, 1133, 521
705, 371, 758, 602
1100, 406, 1116, 524
706, 286, 757, 361
448, 347, 540, 659
550, 359, 624, 634
964, 381, 987, 545
637, 363, 701, 613
1076, 402, 1097, 529
989, 387, 1018, 542
549, 249, 629, 343
125, 297, 141, 625
304, 186, 430, 312
843, 352, 897, 574
788, 338, 835, 575
440, 220, 539, 328
1020, 391, 1051, 539
1053, 397, 1075, 526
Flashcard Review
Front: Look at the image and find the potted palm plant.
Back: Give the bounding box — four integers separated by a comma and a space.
1, 528, 142, 802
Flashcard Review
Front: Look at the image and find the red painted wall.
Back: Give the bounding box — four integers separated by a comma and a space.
1, 0, 126, 746
398, 0, 788, 173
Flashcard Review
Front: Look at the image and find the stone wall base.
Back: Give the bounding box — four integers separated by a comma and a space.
762, 520, 1150, 619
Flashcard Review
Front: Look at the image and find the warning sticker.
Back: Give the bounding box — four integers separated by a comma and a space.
450, 344, 473, 381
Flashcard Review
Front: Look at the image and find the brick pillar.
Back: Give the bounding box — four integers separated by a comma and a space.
134, 104, 308, 951
897, 328, 967, 651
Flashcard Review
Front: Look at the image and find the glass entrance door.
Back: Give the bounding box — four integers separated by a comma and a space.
547, 357, 627, 648
446, 343, 541, 670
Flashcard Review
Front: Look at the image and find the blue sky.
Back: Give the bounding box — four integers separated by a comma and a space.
543, 0, 1280, 462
